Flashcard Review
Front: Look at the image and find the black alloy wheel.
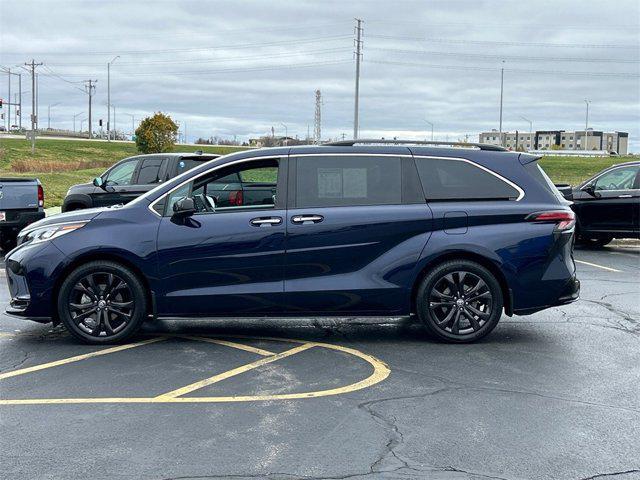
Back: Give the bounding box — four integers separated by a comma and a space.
58, 261, 147, 344
417, 260, 503, 343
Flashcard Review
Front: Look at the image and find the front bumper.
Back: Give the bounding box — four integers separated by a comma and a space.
4, 241, 67, 322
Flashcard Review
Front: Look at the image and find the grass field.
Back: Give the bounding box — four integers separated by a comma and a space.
0, 136, 636, 207
0, 138, 247, 207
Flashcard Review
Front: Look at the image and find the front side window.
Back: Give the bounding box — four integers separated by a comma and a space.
163, 159, 279, 216
105, 159, 138, 186
415, 158, 520, 201
593, 166, 638, 191
137, 157, 165, 185
295, 155, 402, 208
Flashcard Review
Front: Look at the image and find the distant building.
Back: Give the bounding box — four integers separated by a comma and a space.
479, 129, 629, 155
249, 136, 299, 147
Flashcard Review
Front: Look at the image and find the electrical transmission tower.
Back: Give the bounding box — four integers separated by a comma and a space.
314, 89, 322, 145
353, 18, 363, 139
83, 79, 97, 139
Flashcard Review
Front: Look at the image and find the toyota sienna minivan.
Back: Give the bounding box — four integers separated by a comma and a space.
5, 141, 579, 344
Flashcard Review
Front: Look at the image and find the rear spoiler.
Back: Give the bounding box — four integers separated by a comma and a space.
518, 153, 542, 165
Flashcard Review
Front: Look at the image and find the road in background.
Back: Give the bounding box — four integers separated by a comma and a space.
0, 242, 638, 480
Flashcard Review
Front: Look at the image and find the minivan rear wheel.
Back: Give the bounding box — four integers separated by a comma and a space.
416, 260, 503, 343
58, 261, 147, 344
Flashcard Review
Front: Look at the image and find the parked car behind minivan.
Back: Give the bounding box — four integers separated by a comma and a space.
6, 140, 579, 344
61, 151, 219, 212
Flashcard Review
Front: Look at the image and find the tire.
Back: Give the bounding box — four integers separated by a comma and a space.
579, 235, 613, 248
1, 234, 17, 253
416, 260, 503, 343
57, 261, 147, 344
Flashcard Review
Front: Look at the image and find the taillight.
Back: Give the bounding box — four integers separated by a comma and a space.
526, 210, 575, 231
228, 190, 243, 206
37, 185, 44, 208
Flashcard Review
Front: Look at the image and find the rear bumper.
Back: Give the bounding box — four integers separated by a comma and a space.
0, 210, 45, 235
514, 276, 580, 316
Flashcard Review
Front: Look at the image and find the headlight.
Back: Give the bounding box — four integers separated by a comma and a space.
18, 222, 88, 246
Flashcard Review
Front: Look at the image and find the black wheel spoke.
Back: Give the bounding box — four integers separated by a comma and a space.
428, 269, 493, 336
68, 271, 135, 338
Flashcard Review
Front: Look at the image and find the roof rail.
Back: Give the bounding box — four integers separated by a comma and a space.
322, 139, 508, 152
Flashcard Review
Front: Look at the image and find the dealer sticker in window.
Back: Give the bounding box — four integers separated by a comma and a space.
318, 168, 342, 198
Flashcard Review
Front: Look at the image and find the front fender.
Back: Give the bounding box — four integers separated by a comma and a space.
62, 193, 93, 212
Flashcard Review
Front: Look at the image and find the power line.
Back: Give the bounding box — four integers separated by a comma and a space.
368, 47, 640, 64
4, 34, 353, 56
367, 34, 638, 50
365, 59, 640, 78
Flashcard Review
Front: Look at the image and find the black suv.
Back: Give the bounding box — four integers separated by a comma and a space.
61, 152, 219, 212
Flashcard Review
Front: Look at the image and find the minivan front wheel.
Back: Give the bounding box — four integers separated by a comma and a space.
58, 261, 147, 344
416, 260, 503, 343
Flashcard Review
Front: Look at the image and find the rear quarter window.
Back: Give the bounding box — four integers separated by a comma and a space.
415, 158, 521, 201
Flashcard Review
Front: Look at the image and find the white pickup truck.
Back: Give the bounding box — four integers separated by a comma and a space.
0, 178, 45, 251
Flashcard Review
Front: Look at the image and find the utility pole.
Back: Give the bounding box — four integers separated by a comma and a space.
24, 59, 43, 153
111, 105, 116, 139
280, 122, 287, 145
584, 99, 590, 151
73, 112, 83, 132
84, 79, 97, 139
424, 119, 434, 141
353, 18, 363, 139
6, 67, 10, 131
498, 60, 505, 147
18, 73, 21, 130
314, 89, 322, 144
107, 56, 120, 141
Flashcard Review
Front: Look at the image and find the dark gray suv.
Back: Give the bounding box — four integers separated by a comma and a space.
61, 152, 218, 212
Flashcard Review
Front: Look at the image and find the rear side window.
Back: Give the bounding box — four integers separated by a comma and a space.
137, 157, 166, 185
177, 158, 208, 176
415, 158, 520, 201
295, 155, 402, 207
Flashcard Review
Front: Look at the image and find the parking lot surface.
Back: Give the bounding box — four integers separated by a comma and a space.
0, 243, 639, 480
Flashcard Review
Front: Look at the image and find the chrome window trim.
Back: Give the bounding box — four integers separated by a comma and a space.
148, 152, 526, 217
147, 155, 282, 217
293, 153, 525, 201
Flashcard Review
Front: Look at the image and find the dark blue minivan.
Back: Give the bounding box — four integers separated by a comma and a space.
4, 141, 579, 344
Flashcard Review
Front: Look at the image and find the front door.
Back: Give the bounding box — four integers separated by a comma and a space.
284, 153, 431, 315
155, 157, 287, 316
92, 157, 143, 207
575, 165, 639, 234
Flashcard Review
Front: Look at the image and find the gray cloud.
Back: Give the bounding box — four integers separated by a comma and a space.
1, 0, 638, 149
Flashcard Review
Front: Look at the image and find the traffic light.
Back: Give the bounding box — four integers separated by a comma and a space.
99, 119, 103, 127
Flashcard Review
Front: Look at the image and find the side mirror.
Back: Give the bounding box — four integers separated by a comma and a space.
581, 184, 598, 197
172, 197, 196, 217
93, 177, 105, 188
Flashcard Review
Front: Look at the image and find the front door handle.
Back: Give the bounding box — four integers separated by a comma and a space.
291, 214, 324, 224
250, 216, 282, 226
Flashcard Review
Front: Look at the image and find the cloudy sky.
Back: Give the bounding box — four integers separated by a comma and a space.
1, 0, 639, 149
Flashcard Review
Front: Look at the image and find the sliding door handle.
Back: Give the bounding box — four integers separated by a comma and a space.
291, 214, 324, 224
250, 217, 282, 226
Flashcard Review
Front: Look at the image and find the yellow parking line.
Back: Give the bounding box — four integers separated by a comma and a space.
156, 342, 315, 399
179, 335, 275, 356
0, 336, 166, 380
575, 259, 623, 273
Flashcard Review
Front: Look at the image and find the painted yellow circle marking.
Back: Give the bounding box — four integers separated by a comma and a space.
0, 335, 390, 405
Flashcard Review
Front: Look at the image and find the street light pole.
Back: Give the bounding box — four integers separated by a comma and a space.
73, 112, 82, 132
280, 122, 288, 145
47, 102, 60, 130
125, 113, 135, 139
584, 99, 590, 151
107, 55, 120, 142
498, 60, 505, 146
424, 119, 434, 141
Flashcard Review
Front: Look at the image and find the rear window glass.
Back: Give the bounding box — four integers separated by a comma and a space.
295, 156, 402, 208
415, 158, 520, 201
176, 158, 209, 176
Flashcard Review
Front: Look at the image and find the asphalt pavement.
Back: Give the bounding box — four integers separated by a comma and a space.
0, 242, 638, 480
